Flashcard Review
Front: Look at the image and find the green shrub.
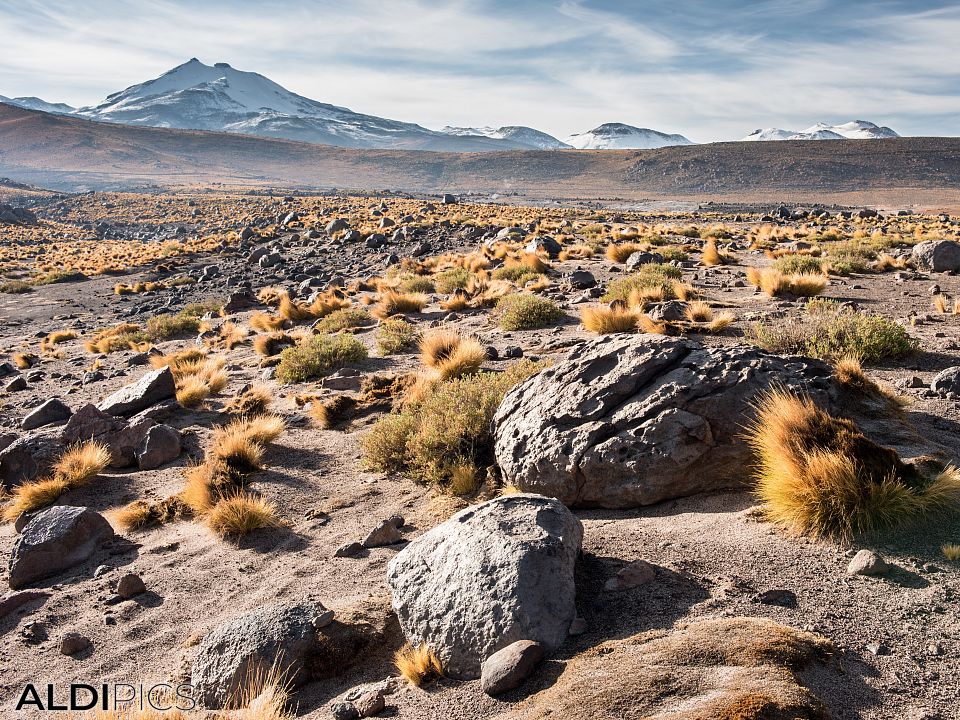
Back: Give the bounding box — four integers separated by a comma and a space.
376, 318, 421, 355
276, 333, 368, 383
0, 280, 33, 293
658, 247, 689, 263
146, 300, 221, 340
773, 255, 824, 275
825, 242, 876, 275
602, 263, 683, 302
496, 294, 564, 330
749, 299, 918, 362
398, 275, 435, 294
361, 360, 543, 485
434, 267, 472, 294
313, 308, 374, 333
492, 266, 542, 283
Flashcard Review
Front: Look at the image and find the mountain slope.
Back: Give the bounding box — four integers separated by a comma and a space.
0, 95, 76, 115
74, 59, 560, 152
440, 126, 571, 149
564, 123, 693, 150
742, 120, 898, 141
2, 104, 959, 203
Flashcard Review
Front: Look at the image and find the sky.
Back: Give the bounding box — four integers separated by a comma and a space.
0, 0, 958, 142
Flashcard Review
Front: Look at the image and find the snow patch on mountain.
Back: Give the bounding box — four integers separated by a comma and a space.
563, 123, 693, 150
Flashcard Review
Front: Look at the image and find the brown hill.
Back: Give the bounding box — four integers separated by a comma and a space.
1, 103, 959, 206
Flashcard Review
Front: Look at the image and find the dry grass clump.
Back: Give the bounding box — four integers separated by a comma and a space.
746, 267, 827, 297
942, 543, 960, 561
152, 350, 227, 408
206, 493, 281, 538
224, 385, 274, 417
701, 238, 734, 266
376, 318, 421, 355
146, 301, 221, 340
581, 306, 639, 334
684, 300, 713, 322
253, 331, 296, 357
394, 643, 443, 687
495, 294, 564, 330
419, 329, 486, 380
3, 441, 111, 521
276, 333, 368, 383
606, 241, 647, 263
250, 312, 286, 333
602, 263, 683, 303
40, 329, 78, 353
558, 243, 595, 260
750, 299, 917, 362
362, 360, 541, 486
277, 292, 314, 322
111, 496, 189, 532
746, 389, 960, 539
373, 290, 429, 318
84, 322, 150, 354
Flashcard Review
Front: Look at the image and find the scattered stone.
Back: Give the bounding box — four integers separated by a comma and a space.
135, 423, 181, 470
0, 589, 51, 620
353, 689, 385, 717
5, 375, 26, 392
847, 550, 891, 576
59, 631, 92, 655
116, 572, 147, 598
752, 589, 798, 608
62, 404, 154, 469
335, 541, 363, 558
931, 367, 960, 396
480, 640, 544, 696
98, 367, 176, 416
9, 506, 115, 589
362, 519, 403, 548
0, 431, 64, 490
604, 559, 656, 591
388, 494, 582, 679
912, 239, 960, 272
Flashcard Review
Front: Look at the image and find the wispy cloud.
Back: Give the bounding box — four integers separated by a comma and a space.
0, 0, 957, 141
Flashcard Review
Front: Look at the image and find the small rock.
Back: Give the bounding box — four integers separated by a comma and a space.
752, 589, 797, 608
480, 640, 544, 696
21, 620, 47, 642
22, 398, 72, 430
116, 573, 146, 598
847, 549, 890, 577
59, 631, 92, 655
354, 689, 385, 717
604, 559, 655, 591
362, 519, 403, 548
330, 701, 359, 720
135, 424, 181, 470
335, 542, 363, 558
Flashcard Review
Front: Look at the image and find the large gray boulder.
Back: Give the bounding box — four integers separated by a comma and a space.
9, 506, 115, 589
61, 404, 155, 469
0, 431, 64, 491
97, 367, 176, 416
21, 398, 72, 431
912, 240, 960, 272
493, 334, 839, 508
387, 494, 582, 679
191, 598, 334, 709
931, 366, 960, 396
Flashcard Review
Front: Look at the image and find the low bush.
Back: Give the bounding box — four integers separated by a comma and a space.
276, 334, 368, 383
495, 294, 564, 330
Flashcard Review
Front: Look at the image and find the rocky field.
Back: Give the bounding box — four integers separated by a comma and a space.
0, 186, 959, 720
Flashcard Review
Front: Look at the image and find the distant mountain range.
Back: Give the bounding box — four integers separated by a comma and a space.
0, 59, 903, 151
741, 121, 899, 142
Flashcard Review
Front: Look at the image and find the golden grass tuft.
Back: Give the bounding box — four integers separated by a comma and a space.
581, 306, 638, 334
701, 239, 721, 266
176, 374, 212, 407
746, 389, 960, 539
111, 500, 154, 531
933, 294, 948, 313
253, 331, 295, 357
41, 329, 78, 353
394, 643, 443, 686
419, 329, 486, 380
250, 312, 286, 333
637, 314, 669, 335
606, 242, 647, 263
684, 300, 713, 322
2, 441, 111, 521
206, 492, 281, 538
942, 543, 960, 561
447, 462, 480, 496
373, 290, 429, 318
224, 385, 274, 417
707, 311, 735, 334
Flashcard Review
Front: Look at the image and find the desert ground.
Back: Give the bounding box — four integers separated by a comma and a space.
0, 183, 959, 720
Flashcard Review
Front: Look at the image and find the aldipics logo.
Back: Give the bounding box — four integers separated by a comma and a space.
15, 683, 196, 712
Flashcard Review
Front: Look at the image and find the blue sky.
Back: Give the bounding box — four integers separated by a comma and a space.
0, 0, 958, 141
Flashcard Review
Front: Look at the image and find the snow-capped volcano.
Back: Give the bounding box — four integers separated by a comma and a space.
563, 123, 693, 150
741, 120, 898, 141
0, 95, 76, 115
72, 59, 562, 151
440, 126, 570, 149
